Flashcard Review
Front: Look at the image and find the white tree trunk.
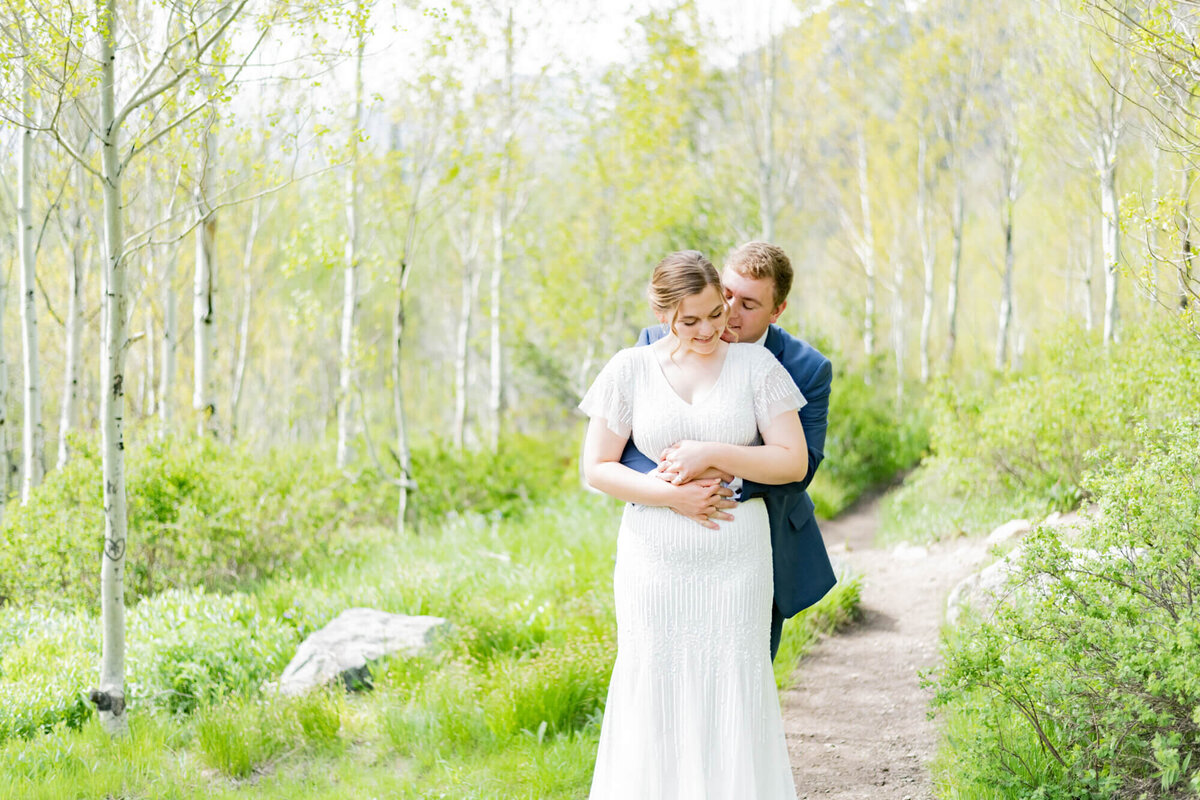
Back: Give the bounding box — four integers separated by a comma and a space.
996, 129, 1019, 371
756, 33, 779, 242
488, 209, 503, 452
144, 311, 155, 416
1180, 164, 1195, 313
487, 7, 515, 453
57, 179, 87, 469
454, 259, 480, 451
193, 123, 218, 435
17, 67, 44, 501
1083, 230, 1095, 331
0, 147, 12, 505
855, 125, 876, 361
891, 238, 905, 410
917, 132, 935, 385
393, 250, 415, 535
336, 29, 365, 469
1099, 152, 1120, 345
230, 199, 260, 441
945, 171, 964, 369
96, 0, 130, 734
160, 244, 177, 432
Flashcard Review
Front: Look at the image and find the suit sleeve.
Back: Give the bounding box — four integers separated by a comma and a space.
740, 356, 831, 500
618, 327, 657, 475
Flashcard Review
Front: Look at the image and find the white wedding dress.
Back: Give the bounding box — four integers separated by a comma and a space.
580, 342, 804, 800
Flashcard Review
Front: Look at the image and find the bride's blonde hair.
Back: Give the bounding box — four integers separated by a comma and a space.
648, 250, 724, 340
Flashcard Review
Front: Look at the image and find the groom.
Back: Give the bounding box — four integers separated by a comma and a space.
620, 241, 836, 661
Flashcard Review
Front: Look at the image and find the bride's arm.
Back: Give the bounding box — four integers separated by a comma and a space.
658, 410, 808, 486
582, 417, 736, 529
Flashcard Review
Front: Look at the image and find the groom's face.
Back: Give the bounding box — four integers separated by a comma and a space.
721, 268, 786, 344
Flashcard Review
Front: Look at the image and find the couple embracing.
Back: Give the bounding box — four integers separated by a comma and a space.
579, 242, 835, 799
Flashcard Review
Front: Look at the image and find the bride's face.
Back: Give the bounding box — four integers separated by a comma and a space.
665, 285, 728, 356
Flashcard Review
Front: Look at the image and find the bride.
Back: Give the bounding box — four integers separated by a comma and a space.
579, 250, 806, 799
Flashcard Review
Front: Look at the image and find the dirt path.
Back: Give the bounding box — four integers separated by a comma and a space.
783, 499, 988, 799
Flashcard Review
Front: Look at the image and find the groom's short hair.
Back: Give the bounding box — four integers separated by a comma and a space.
725, 242, 793, 309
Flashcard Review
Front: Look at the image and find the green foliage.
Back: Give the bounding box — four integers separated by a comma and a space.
0, 430, 578, 610
0, 477, 859, 795
405, 432, 578, 527
126, 589, 297, 715
0, 430, 378, 609
932, 421, 1200, 798
882, 320, 1200, 541
808, 365, 930, 518
481, 640, 611, 742
0, 610, 94, 742
195, 694, 296, 778
291, 687, 344, 749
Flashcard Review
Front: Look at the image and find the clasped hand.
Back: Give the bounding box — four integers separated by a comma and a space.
651, 440, 736, 530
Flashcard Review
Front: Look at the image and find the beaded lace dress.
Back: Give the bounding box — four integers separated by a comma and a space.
579, 342, 804, 800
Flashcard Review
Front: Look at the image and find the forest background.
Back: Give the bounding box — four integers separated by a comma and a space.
0, 0, 1198, 797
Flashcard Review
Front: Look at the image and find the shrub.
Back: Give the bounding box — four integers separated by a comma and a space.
0, 430, 579, 610
808, 367, 929, 518
406, 432, 578, 526
882, 319, 1200, 541
0, 431, 383, 609
932, 421, 1200, 797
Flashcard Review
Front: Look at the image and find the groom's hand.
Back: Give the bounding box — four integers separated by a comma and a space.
662, 478, 736, 529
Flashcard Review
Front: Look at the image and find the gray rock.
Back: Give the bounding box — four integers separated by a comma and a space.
273, 608, 449, 696
946, 537, 1141, 627
985, 518, 1032, 547
945, 547, 1022, 627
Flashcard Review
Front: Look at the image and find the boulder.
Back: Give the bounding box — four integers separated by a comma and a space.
274, 608, 449, 696
946, 539, 1143, 627
985, 518, 1032, 547
945, 547, 1022, 627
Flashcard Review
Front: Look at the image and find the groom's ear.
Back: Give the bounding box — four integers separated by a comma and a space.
768, 300, 787, 324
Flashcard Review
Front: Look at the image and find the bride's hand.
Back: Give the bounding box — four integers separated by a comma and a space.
652, 463, 734, 484
665, 478, 736, 529
659, 440, 716, 485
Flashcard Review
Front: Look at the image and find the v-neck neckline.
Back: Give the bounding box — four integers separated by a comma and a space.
647, 342, 732, 408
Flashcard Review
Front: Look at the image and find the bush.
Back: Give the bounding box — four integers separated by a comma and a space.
882, 320, 1200, 541
808, 367, 929, 518
932, 421, 1200, 798
0, 431, 383, 609
0, 430, 579, 610
406, 432, 578, 526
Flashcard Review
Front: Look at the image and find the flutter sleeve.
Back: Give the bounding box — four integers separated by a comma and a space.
753, 356, 806, 431
578, 350, 634, 438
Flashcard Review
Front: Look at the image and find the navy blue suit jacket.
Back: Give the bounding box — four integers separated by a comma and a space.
619, 324, 836, 618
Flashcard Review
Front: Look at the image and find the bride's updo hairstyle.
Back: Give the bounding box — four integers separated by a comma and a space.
648, 250, 723, 337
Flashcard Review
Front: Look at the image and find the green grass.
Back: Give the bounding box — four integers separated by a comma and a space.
0, 491, 861, 799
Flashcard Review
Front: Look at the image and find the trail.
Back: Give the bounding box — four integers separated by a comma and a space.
783, 498, 988, 799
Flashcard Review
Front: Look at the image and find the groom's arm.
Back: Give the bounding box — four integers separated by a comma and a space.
619, 325, 658, 474
740, 357, 832, 500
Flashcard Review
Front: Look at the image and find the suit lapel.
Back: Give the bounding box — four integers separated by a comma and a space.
764, 325, 786, 360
